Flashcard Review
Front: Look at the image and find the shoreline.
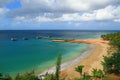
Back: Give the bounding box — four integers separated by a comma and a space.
38, 38, 109, 79
38, 44, 94, 76
60, 38, 109, 79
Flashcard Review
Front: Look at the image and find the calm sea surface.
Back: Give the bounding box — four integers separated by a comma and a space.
0, 30, 118, 76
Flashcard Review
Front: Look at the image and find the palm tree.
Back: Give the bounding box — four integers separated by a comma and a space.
83, 72, 91, 80
92, 68, 98, 79
75, 65, 84, 76
97, 69, 104, 79
92, 68, 104, 80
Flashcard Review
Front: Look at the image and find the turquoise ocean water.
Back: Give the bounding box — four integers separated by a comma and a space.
0, 30, 117, 76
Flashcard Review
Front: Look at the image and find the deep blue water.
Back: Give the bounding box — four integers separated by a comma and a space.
0, 30, 119, 76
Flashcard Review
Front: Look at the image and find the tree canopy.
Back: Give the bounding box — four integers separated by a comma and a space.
101, 32, 120, 75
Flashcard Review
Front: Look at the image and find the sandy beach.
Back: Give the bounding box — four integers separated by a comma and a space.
58, 38, 109, 79
38, 44, 94, 76
39, 38, 109, 79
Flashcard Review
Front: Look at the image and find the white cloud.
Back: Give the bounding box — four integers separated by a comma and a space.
55, 5, 120, 22
20, 0, 117, 12
10, 0, 119, 17
57, 0, 116, 11
14, 5, 120, 23
79, 6, 113, 21
82, 5, 120, 21
0, 8, 8, 17
14, 16, 26, 21
56, 13, 80, 21
114, 19, 120, 22
95, 6, 119, 20
35, 16, 53, 22
9, 0, 120, 23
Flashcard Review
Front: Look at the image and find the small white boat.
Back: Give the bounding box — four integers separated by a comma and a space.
11, 38, 17, 41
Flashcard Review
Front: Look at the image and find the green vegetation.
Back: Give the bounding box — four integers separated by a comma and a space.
1, 32, 120, 80
75, 65, 84, 77
0, 71, 38, 80
42, 73, 56, 80
74, 32, 120, 80
92, 68, 104, 79
101, 32, 120, 75
75, 66, 104, 80
102, 53, 120, 74
55, 54, 61, 80
101, 32, 120, 48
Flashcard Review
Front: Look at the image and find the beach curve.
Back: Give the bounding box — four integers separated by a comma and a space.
38, 38, 109, 80
59, 38, 109, 79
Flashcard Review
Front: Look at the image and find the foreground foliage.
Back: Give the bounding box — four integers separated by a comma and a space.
101, 32, 120, 75
0, 71, 38, 80
75, 65, 84, 77
75, 66, 104, 80
55, 54, 61, 80
101, 32, 120, 49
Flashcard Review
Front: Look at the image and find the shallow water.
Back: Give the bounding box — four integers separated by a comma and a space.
0, 30, 116, 76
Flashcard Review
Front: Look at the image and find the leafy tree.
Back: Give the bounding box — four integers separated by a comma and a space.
111, 53, 120, 74
75, 65, 84, 76
101, 32, 120, 75
83, 72, 91, 80
92, 68, 98, 79
102, 56, 114, 74
102, 51, 120, 74
97, 69, 104, 79
92, 68, 104, 80
101, 32, 120, 48
74, 72, 91, 80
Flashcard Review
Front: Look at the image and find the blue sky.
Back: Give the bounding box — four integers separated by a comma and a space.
0, 0, 120, 30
